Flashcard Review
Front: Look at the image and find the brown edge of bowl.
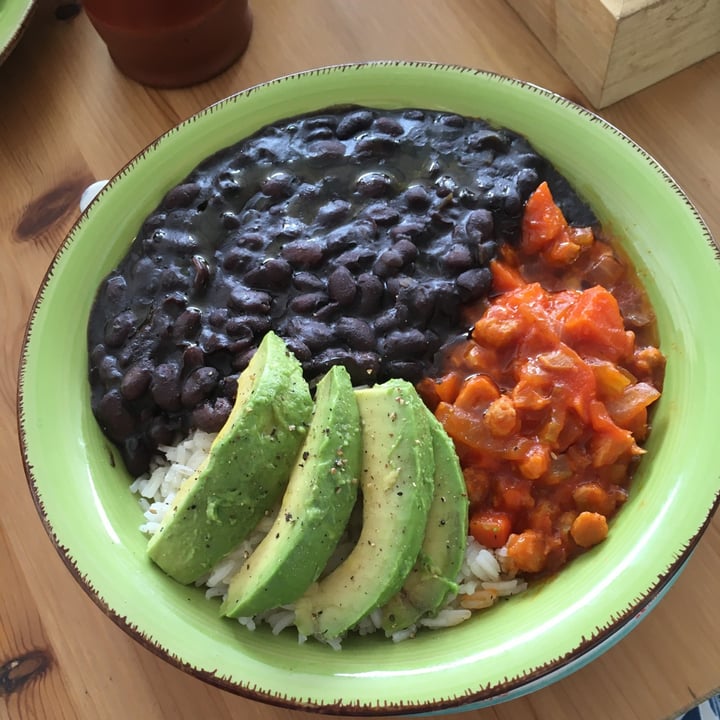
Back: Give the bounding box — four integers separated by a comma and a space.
15, 60, 720, 716
0, 0, 38, 66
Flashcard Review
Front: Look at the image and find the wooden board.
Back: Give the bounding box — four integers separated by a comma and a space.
506, 0, 720, 107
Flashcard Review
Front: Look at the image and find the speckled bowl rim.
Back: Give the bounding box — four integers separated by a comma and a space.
0, 0, 37, 65
18, 61, 720, 715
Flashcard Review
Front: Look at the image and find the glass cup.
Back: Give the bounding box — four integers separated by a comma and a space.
83, 0, 253, 88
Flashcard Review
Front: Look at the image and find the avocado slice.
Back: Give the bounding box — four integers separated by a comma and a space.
220, 364, 362, 618
294, 379, 435, 643
146, 331, 313, 584
380, 407, 469, 634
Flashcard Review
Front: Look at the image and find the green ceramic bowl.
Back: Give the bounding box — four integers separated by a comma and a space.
19, 63, 720, 715
0, 0, 36, 64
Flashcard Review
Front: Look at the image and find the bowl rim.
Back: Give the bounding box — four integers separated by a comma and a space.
17, 60, 720, 715
0, 0, 37, 66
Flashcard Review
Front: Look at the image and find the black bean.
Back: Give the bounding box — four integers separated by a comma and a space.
363, 203, 400, 227
182, 345, 205, 372
443, 243, 474, 272
289, 318, 336, 352
336, 317, 375, 351
304, 348, 380, 385
208, 308, 228, 329
228, 337, 253, 355
281, 239, 325, 268
403, 109, 425, 121
374, 116, 405, 136
192, 397, 232, 433
201, 332, 228, 355
335, 110, 374, 140
355, 135, 400, 158
98, 356, 122, 384
475, 240, 498, 265
173, 308, 202, 340
356, 273, 384, 314
237, 232, 265, 250
307, 140, 346, 165
120, 365, 152, 400
289, 291, 330, 314
326, 220, 374, 253
164, 182, 200, 209
313, 301, 340, 322
327, 266, 357, 305
316, 199, 351, 227
244, 258, 293, 290
304, 115, 338, 132
292, 272, 325, 292
465, 209, 494, 242
405, 284, 436, 322
380, 360, 424, 384
515, 167, 540, 197
234, 314, 271, 334
181, 367, 220, 407
217, 171, 243, 198
435, 175, 458, 198
161, 267, 189, 291
104, 275, 127, 305
221, 212, 241, 230
150, 363, 182, 411
467, 129, 509, 153
261, 171, 296, 200
389, 222, 426, 243
426, 279, 460, 317
305, 127, 334, 142
116, 347, 134, 369
439, 113, 465, 128
404, 185, 431, 211
430, 209, 455, 230
97, 389, 136, 441
393, 239, 418, 264
105, 311, 136, 348
334, 246, 376, 271
226, 319, 254, 342
161, 292, 187, 317
503, 186, 523, 216
375, 305, 409, 333
222, 247, 253, 272
146, 419, 174, 448
356, 171, 395, 198
373, 248, 404, 278
231, 346, 257, 371
382, 328, 429, 359
283, 336, 312, 362
219, 374, 238, 399
456, 267, 493, 302
227, 287, 272, 314
274, 218, 306, 241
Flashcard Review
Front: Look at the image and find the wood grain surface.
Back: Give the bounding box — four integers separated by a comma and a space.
1, 2, 719, 719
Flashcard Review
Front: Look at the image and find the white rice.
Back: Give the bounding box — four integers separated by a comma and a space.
131, 429, 526, 647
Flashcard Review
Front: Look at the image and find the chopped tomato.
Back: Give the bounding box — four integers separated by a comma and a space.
469, 510, 512, 549
521, 181, 567, 254
422, 181, 664, 577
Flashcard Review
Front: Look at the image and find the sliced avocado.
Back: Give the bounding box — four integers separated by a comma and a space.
146, 331, 313, 584
294, 379, 435, 643
220, 365, 362, 618
380, 407, 469, 635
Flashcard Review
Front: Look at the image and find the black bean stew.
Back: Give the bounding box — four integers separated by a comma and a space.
87, 106, 596, 475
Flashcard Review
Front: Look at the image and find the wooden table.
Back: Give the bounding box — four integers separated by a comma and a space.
1, 2, 719, 718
